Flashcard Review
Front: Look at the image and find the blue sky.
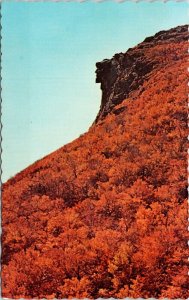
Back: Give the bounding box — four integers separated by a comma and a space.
2, 1, 188, 182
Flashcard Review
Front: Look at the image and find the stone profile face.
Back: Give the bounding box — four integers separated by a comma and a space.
95, 25, 188, 122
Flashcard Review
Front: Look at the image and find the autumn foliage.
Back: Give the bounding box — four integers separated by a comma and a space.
2, 25, 189, 298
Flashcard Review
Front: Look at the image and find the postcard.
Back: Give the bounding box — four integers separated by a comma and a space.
1, 1, 188, 299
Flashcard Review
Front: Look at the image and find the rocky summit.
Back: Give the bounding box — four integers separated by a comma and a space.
95, 25, 188, 121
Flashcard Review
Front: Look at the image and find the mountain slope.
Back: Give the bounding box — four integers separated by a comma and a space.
2, 25, 189, 299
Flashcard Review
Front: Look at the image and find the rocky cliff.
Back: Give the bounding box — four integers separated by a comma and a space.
95, 25, 188, 121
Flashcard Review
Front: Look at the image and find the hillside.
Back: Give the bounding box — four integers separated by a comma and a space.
2, 25, 189, 299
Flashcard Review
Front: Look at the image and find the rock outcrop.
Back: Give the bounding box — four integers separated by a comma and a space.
95, 25, 188, 122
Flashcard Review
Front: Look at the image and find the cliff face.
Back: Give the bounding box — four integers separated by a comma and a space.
2, 25, 189, 299
95, 25, 188, 121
